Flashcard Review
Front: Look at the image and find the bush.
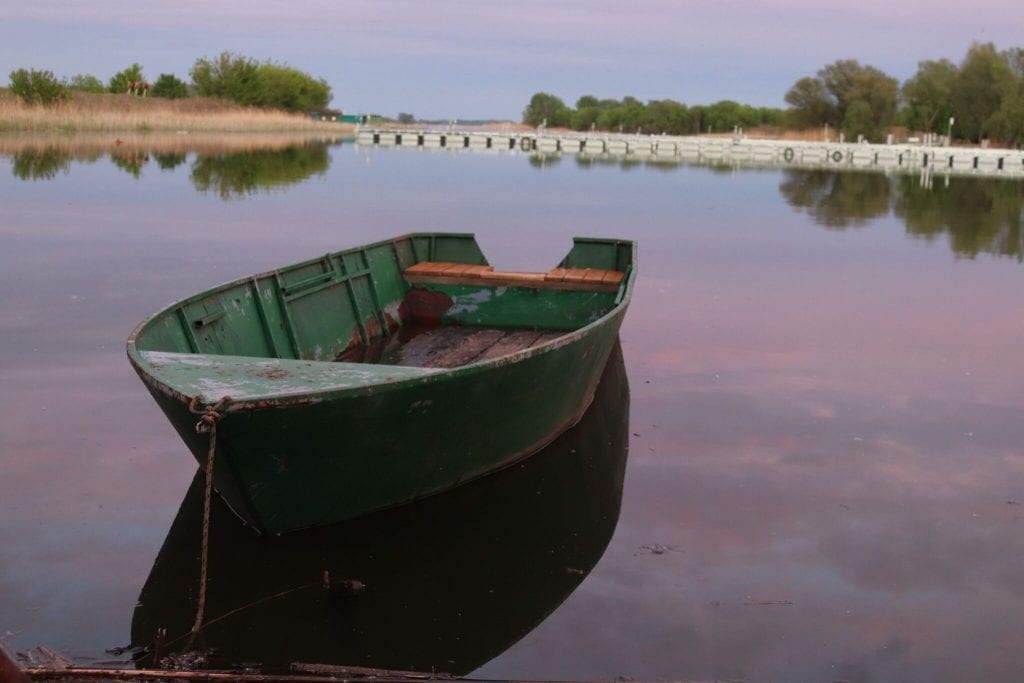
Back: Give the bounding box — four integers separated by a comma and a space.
69, 74, 106, 93
151, 73, 189, 99
190, 52, 331, 112
9, 68, 70, 105
251, 63, 331, 112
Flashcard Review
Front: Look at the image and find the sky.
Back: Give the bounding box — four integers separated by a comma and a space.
2, 0, 1023, 121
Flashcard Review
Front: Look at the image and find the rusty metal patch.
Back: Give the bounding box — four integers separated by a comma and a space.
404, 288, 454, 325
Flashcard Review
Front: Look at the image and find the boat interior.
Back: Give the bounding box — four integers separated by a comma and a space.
130, 234, 634, 372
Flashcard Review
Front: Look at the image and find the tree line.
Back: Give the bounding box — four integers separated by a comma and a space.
523, 93, 784, 136
524, 42, 1024, 146
7, 52, 331, 113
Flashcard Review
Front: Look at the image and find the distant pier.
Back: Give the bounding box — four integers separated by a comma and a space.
356, 128, 1024, 179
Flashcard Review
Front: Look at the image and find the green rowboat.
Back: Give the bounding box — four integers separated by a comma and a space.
127, 233, 636, 535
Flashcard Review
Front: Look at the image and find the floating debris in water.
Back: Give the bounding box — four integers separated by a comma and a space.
635, 543, 684, 556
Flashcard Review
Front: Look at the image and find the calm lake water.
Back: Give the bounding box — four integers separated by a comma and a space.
2, 136, 1023, 683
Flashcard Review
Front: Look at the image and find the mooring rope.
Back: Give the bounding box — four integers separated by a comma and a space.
185, 395, 231, 648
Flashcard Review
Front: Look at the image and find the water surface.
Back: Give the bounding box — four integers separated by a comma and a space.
1, 137, 1022, 682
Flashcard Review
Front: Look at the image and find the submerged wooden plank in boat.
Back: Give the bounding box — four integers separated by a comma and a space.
473, 330, 548, 362
413, 328, 508, 368
369, 325, 561, 369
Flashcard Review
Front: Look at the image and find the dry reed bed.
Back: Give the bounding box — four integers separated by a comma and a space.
0, 132, 351, 157
0, 92, 354, 133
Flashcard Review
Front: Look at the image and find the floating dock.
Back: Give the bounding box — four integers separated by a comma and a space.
356, 128, 1024, 179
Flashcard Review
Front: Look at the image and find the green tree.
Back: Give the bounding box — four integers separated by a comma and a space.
109, 63, 144, 93
602, 96, 646, 133
190, 52, 259, 103
703, 100, 763, 132
642, 99, 691, 134
397, 112, 415, 124
68, 74, 106, 93
757, 107, 786, 126
8, 68, 69, 105
1005, 47, 1024, 80
986, 46, 1024, 146
522, 92, 568, 127
785, 60, 897, 140
951, 42, 1015, 142
571, 95, 623, 130
150, 73, 189, 99
522, 91, 786, 135
900, 59, 958, 133
820, 60, 898, 139
841, 99, 876, 139
784, 76, 837, 128
570, 106, 601, 131
986, 92, 1024, 147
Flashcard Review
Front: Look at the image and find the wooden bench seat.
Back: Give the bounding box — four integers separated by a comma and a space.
403, 261, 624, 293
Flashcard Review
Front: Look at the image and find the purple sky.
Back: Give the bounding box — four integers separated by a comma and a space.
2, 0, 1022, 120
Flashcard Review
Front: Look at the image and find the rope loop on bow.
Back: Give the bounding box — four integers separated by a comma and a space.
188, 395, 231, 434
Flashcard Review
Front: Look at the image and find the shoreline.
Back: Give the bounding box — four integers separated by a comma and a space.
0, 92, 356, 134
0, 131, 354, 157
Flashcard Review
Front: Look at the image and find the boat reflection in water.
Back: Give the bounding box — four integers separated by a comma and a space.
131, 342, 629, 675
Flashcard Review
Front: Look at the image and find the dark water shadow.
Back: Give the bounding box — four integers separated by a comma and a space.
130, 342, 630, 675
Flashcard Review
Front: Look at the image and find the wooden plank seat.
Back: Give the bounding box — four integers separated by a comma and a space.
404, 261, 624, 293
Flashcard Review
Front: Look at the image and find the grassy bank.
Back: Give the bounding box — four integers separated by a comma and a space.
0, 91, 355, 133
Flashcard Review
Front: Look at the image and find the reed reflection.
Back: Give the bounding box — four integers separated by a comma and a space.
130, 343, 629, 675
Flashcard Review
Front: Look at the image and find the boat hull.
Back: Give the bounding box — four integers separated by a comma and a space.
137, 308, 623, 534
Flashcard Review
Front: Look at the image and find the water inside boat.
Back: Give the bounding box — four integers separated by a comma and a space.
335, 323, 567, 368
